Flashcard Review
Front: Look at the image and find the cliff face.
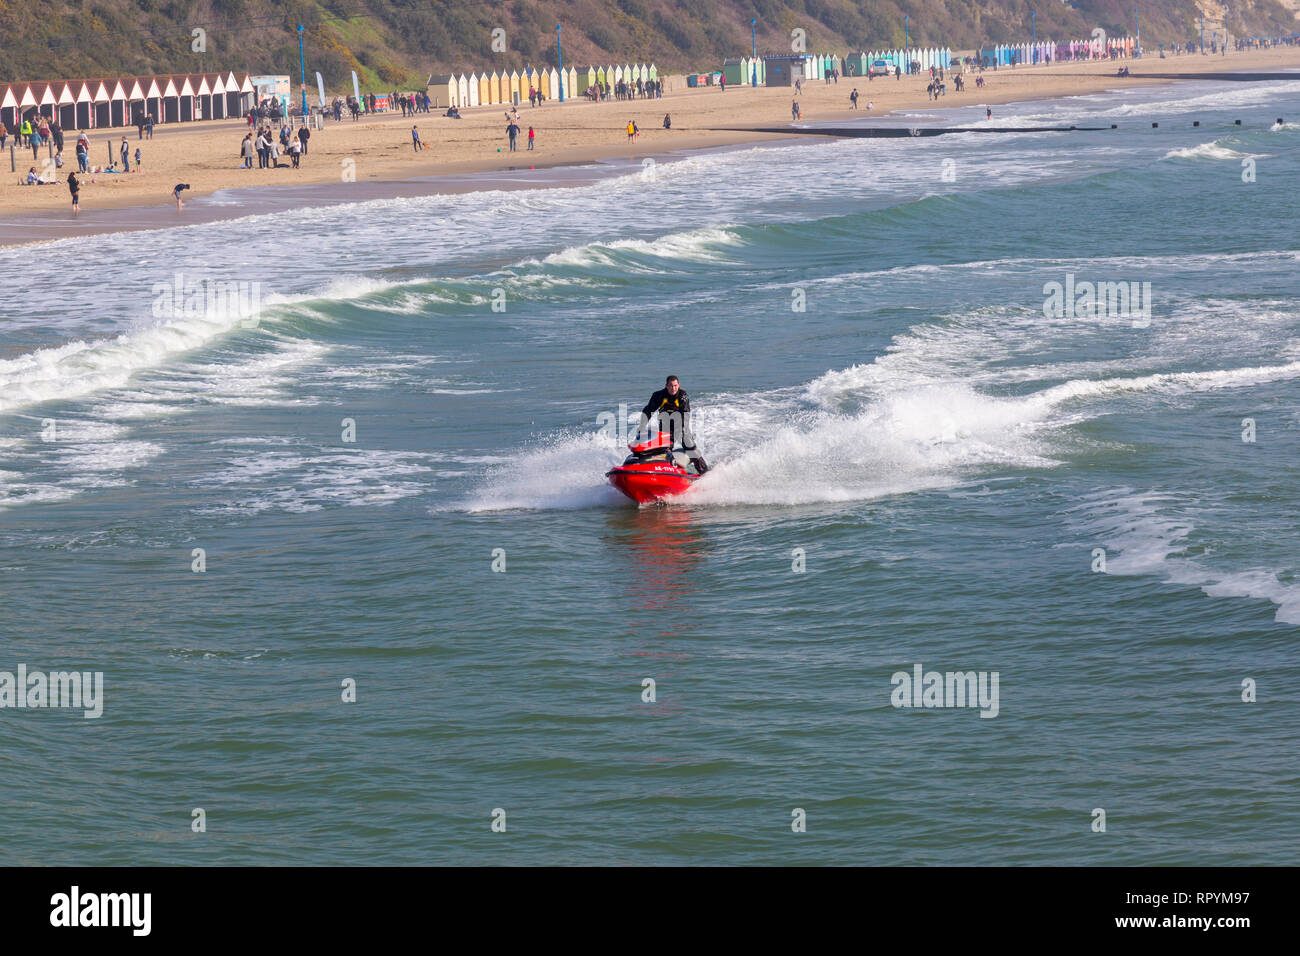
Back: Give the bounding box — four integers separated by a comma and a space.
1, 0, 1295, 87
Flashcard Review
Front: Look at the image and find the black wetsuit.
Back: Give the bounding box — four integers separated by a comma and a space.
640, 387, 708, 472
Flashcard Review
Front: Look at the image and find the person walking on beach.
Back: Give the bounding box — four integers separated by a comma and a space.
67, 171, 80, 215
240, 133, 254, 169
297, 124, 310, 156
134, 146, 141, 170
850, 89, 859, 109
411, 124, 423, 151
527, 126, 535, 150
120, 137, 130, 172
506, 120, 520, 151
626, 120, 635, 141
77, 131, 89, 172
289, 136, 301, 167
792, 100, 801, 120
173, 182, 189, 210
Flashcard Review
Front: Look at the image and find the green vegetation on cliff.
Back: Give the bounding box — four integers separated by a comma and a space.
0, 0, 1294, 88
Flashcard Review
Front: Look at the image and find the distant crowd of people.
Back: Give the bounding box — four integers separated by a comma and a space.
585, 78, 663, 101
240, 122, 310, 169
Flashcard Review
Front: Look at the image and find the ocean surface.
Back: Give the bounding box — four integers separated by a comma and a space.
3, 78, 1299, 865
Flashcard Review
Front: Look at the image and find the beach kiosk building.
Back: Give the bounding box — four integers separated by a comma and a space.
762, 55, 804, 86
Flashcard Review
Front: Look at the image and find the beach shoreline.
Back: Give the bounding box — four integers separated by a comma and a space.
2, 49, 1298, 247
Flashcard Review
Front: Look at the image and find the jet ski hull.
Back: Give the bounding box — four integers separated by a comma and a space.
606, 463, 698, 503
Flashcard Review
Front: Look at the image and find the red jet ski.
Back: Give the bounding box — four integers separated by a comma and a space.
606, 431, 702, 504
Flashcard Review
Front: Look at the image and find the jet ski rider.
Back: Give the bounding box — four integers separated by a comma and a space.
638, 375, 709, 475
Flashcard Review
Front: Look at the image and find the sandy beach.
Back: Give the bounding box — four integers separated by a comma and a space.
3, 47, 1299, 243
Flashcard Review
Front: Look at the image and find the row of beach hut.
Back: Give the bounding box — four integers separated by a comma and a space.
725, 49, 955, 85
843, 49, 953, 75
427, 64, 659, 108
0, 73, 256, 132
981, 37, 1138, 65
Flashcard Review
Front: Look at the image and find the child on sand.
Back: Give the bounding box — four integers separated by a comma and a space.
68, 171, 80, 214
527, 126, 535, 150
173, 183, 189, 210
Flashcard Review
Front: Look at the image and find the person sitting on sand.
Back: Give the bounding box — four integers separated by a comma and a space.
663, 113, 671, 129
25, 167, 38, 184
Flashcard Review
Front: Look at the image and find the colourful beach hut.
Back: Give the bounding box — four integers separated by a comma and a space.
54, 81, 74, 128
73, 80, 93, 128
194, 75, 212, 120
488, 71, 501, 104
39, 81, 57, 120
0, 84, 17, 131
212, 74, 228, 119
221, 71, 238, 117
178, 76, 195, 121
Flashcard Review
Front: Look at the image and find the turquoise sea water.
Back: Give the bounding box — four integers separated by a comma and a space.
2, 78, 1299, 865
